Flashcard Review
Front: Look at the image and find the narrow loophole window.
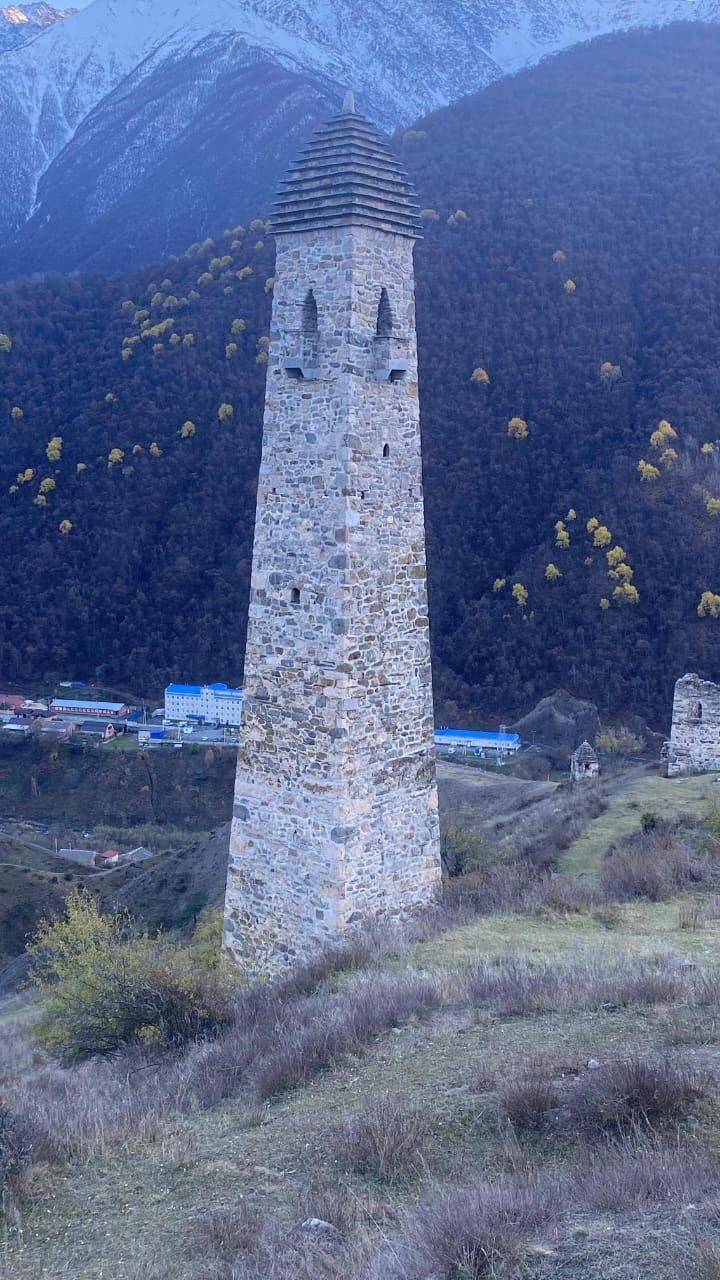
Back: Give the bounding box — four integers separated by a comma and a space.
382, 443, 390, 458
291, 587, 301, 605
376, 288, 394, 337
302, 289, 318, 336
696, 701, 703, 721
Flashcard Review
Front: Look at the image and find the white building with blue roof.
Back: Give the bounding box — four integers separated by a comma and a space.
164, 682, 244, 726
434, 728, 521, 759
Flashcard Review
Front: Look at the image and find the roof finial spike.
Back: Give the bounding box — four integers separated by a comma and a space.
342, 88, 356, 114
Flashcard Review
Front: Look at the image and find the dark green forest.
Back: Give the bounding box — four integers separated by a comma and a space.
0, 23, 719, 727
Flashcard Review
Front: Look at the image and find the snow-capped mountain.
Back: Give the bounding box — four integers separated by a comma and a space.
0, 3, 76, 52
0, 0, 718, 278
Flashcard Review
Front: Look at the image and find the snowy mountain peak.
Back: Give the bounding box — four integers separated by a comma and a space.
0, 0, 719, 276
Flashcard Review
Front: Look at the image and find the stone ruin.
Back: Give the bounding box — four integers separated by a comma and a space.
666, 673, 720, 777
571, 740, 600, 782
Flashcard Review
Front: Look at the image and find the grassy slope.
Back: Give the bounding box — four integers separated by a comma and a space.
5, 901, 720, 1279
561, 771, 719, 878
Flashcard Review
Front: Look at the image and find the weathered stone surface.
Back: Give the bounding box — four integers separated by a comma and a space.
667, 673, 720, 776
223, 111, 441, 978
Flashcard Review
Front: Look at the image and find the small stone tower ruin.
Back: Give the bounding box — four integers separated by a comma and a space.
666, 673, 720, 777
571, 741, 600, 783
223, 94, 442, 976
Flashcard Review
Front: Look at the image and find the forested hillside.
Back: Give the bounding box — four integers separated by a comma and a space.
0, 22, 719, 726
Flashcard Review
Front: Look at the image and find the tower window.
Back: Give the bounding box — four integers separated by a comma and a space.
302, 289, 318, 337
290, 587, 301, 605
382, 443, 390, 458
696, 701, 703, 721
376, 288, 394, 337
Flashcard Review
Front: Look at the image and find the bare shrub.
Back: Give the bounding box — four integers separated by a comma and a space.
250, 972, 442, 1099
500, 1071, 559, 1132
559, 1058, 710, 1138
461, 955, 685, 1018
189, 1200, 365, 1280
535, 875, 601, 917
695, 1240, 720, 1280
373, 1174, 561, 1279
334, 1098, 427, 1181
0, 1102, 29, 1213
601, 824, 716, 902
679, 901, 707, 931
571, 1143, 720, 1212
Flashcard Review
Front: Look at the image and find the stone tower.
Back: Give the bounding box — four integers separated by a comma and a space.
223, 94, 442, 976
666, 673, 720, 776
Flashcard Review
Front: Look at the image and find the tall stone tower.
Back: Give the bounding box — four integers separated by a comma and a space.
223, 93, 442, 976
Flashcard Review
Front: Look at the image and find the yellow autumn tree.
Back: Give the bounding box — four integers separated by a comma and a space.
566, 509, 577, 521
492, 578, 506, 593
17, 468, 34, 485
545, 563, 562, 581
218, 403, 234, 422
659, 448, 678, 467
76, 463, 87, 475
10, 406, 23, 420
698, 592, 720, 619
606, 545, 626, 567
34, 494, 47, 507
471, 367, 490, 385
0, 334, 11, 353
613, 583, 640, 605
512, 583, 528, 608
59, 520, 73, 535
707, 499, 720, 517
599, 598, 610, 611
46, 436, 63, 462
564, 280, 576, 294
586, 517, 599, 534
39, 477, 56, 494
179, 421, 196, 439
609, 563, 634, 582
638, 459, 661, 481
226, 343, 238, 359
593, 525, 612, 548
599, 361, 621, 382
555, 521, 570, 549
507, 417, 528, 440
649, 419, 677, 448
108, 448, 124, 466
552, 249, 567, 263
149, 442, 162, 458
701, 443, 715, 456
231, 318, 246, 335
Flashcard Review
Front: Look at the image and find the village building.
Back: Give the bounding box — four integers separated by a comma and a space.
434, 728, 521, 759
571, 741, 600, 782
50, 698, 130, 719
666, 673, 720, 776
164, 682, 244, 725
224, 93, 442, 977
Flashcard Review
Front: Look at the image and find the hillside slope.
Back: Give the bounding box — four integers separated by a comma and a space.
0, 24, 718, 723
1, 0, 720, 275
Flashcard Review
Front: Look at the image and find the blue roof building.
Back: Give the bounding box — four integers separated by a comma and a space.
434, 728, 521, 757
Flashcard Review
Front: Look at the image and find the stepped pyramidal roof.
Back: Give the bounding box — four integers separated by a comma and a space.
271, 90, 422, 239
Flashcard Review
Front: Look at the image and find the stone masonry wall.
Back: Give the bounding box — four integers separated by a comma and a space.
223, 225, 442, 976
667, 673, 720, 776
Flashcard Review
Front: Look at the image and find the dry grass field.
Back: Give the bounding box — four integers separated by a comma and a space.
3, 763, 720, 1279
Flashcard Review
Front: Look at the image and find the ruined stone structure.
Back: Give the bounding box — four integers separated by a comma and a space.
223, 94, 442, 976
571, 741, 600, 783
666, 673, 720, 777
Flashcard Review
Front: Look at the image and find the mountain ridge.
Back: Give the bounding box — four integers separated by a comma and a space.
1, 1, 720, 278
0, 23, 718, 724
